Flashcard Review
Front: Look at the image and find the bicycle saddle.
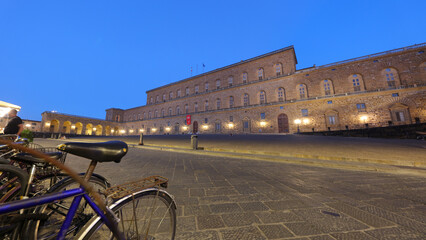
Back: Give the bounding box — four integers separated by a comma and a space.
10, 152, 63, 164
57, 141, 128, 163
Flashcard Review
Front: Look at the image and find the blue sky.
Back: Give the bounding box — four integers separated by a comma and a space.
1, 0, 425, 121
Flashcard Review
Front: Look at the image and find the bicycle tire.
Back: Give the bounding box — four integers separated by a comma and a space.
24, 174, 110, 240
79, 188, 176, 240
0, 164, 29, 202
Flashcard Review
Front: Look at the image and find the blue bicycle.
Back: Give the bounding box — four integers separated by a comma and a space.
0, 140, 177, 240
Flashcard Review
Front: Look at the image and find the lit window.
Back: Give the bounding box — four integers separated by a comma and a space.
301, 109, 308, 117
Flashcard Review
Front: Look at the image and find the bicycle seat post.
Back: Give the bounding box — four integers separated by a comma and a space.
83, 160, 98, 182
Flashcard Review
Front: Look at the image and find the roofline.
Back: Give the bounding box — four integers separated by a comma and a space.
146, 45, 295, 93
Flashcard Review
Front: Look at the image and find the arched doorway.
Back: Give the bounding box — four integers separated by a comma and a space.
174, 123, 180, 134
278, 114, 289, 133
75, 122, 83, 135
50, 120, 60, 133
85, 123, 93, 135
62, 121, 71, 134
105, 126, 111, 136
193, 121, 198, 133
94, 125, 103, 136
242, 117, 251, 133
113, 127, 119, 136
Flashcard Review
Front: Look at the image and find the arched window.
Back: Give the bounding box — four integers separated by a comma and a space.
298, 84, 307, 99
350, 74, 365, 92
195, 85, 199, 94
185, 87, 190, 96
161, 109, 165, 117
242, 72, 248, 83
148, 111, 152, 119
322, 79, 334, 96
177, 89, 181, 97
277, 87, 285, 102
143, 112, 146, 120
194, 102, 198, 112
205, 100, 209, 111
185, 104, 189, 114
216, 98, 221, 110
275, 63, 282, 76
205, 82, 209, 92
154, 110, 158, 118
229, 96, 234, 108
168, 108, 172, 116
156, 95, 159, 103
216, 79, 221, 89
258, 68, 264, 80
162, 94, 166, 102
228, 76, 233, 86
244, 93, 250, 106
169, 91, 173, 99
259, 91, 266, 104
389, 103, 411, 124
176, 106, 180, 115
383, 68, 400, 88
138, 114, 141, 120
150, 97, 153, 104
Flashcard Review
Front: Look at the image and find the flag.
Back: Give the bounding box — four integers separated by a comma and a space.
203, 63, 205, 67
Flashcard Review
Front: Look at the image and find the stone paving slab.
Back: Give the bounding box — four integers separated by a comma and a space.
33, 139, 426, 239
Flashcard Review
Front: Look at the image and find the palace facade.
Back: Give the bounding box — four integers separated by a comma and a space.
41, 43, 426, 136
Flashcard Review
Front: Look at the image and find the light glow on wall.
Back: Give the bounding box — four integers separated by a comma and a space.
260, 121, 266, 127
294, 119, 301, 124
202, 125, 209, 130
360, 115, 368, 122
228, 123, 234, 128
303, 118, 310, 124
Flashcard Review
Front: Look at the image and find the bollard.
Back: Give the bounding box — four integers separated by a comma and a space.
139, 133, 144, 145
191, 135, 198, 150
51, 133, 54, 139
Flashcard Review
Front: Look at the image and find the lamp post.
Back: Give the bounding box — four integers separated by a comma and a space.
294, 119, 301, 133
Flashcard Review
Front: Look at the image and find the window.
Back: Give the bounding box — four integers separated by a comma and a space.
162, 94, 166, 102
205, 118, 208, 123
229, 96, 234, 108
138, 114, 141, 120
194, 102, 198, 112
143, 112, 146, 120
352, 74, 361, 92
216, 98, 221, 110
278, 88, 285, 102
384, 68, 398, 88
167, 122, 171, 126
258, 68, 264, 80
244, 93, 250, 106
392, 93, 399, 97
205, 82, 209, 92
323, 80, 332, 95
259, 91, 266, 104
185, 104, 189, 114
299, 84, 307, 99
395, 111, 405, 122
168, 108, 172, 116
205, 100, 209, 111
275, 63, 282, 76
156, 95, 159, 103
228, 76, 233, 86
154, 110, 158, 118
161, 109, 165, 117
177, 89, 181, 97
185, 87, 190, 96
301, 109, 308, 117
242, 72, 248, 83
150, 97, 153, 104
169, 92, 173, 99
195, 85, 199, 94
215, 122, 221, 132
328, 116, 336, 125
326, 110, 339, 126
230, 116, 233, 122
260, 113, 265, 119
327, 100, 332, 104
176, 106, 180, 115
356, 103, 366, 112
216, 79, 220, 89
148, 112, 152, 119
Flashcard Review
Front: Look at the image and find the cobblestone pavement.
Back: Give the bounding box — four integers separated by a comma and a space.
36, 139, 425, 239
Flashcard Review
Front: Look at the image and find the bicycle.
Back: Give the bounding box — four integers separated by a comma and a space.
0, 139, 177, 240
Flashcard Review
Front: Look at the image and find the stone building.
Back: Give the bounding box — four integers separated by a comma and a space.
43, 43, 426, 135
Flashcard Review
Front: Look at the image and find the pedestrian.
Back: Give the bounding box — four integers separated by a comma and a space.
3, 109, 23, 136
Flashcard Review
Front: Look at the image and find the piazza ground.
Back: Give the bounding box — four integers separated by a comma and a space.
34, 136, 426, 239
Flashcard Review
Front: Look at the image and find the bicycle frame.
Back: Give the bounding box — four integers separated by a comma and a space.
0, 186, 122, 240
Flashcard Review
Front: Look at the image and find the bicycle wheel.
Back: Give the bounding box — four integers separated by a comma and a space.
81, 188, 176, 240
24, 174, 110, 240
0, 164, 28, 203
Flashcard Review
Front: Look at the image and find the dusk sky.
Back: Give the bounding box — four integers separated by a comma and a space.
1, 0, 425, 121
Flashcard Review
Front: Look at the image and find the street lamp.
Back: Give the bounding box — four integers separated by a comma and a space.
294, 119, 301, 133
